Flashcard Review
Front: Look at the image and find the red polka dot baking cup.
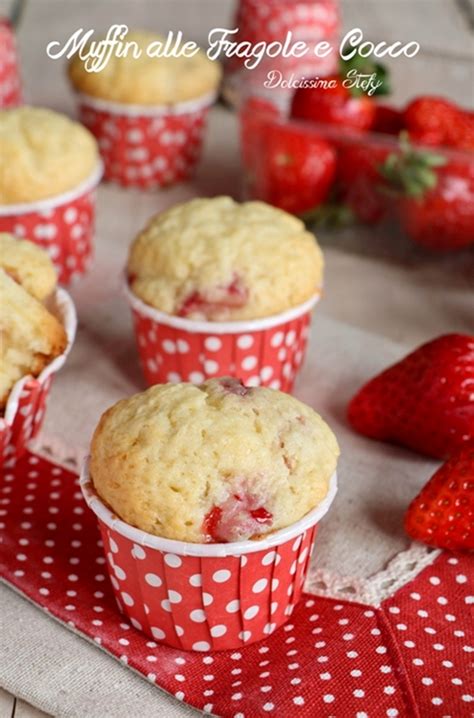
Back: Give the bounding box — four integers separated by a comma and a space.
125, 282, 319, 393
0, 18, 22, 108
0, 164, 102, 285
75, 92, 216, 187
233, 0, 340, 47
0, 289, 77, 462
223, 0, 340, 106
80, 459, 337, 652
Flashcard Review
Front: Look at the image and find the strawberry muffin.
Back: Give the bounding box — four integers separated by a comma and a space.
0, 106, 98, 205
0, 107, 101, 283
67, 29, 221, 187
68, 29, 221, 106
128, 196, 323, 321
89, 377, 339, 543
0, 232, 57, 300
0, 235, 68, 409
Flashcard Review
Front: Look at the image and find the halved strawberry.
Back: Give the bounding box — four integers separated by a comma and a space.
348, 334, 474, 460
404, 449, 474, 552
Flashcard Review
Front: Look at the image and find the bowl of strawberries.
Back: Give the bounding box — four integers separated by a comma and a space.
239, 52, 474, 253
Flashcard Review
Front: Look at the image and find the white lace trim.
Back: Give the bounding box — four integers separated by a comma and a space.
305, 544, 440, 606
30, 434, 441, 607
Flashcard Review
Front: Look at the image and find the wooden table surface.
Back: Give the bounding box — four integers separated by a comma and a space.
0, 1, 473, 716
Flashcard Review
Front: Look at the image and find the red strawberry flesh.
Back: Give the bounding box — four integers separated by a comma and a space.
178, 276, 249, 319
203, 492, 273, 543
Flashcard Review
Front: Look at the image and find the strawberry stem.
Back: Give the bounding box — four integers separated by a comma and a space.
378, 131, 447, 198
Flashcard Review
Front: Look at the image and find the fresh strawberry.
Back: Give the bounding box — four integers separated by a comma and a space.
290, 50, 390, 132
373, 104, 404, 135
404, 96, 474, 151
378, 134, 474, 250
291, 75, 376, 131
178, 276, 248, 319
348, 334, 474, 460
404, 449, 474, 552
255, 122, 336, 214
337, 143, 391, 223
398, 157, 474, 251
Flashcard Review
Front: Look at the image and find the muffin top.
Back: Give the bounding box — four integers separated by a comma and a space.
90, 378, 339, 543
0, 233, 57, 300
0, 107, 99, 204
68, 29, 222, 105
0, 269, 67, 408
128, 197, 323, 321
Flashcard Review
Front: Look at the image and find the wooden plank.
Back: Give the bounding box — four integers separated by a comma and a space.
0, 688, 15, 718
12, 700, 49, 718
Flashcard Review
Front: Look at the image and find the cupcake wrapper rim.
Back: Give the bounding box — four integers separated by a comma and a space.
76, 90, 218, 117
0, 162, 103, 217
124, 278, 321, 334
3, 288, 77, 426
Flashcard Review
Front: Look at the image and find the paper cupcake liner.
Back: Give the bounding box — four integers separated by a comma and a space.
75, 92, 216, 188
226, 0, 340, 70
80, 458, 337, 651
222, 0, 340, 108
0, 164, 102, 284
233, 0, 340, 44
125, 282, 319, 393
0, 19, 22, 108
0, 289, 77, 463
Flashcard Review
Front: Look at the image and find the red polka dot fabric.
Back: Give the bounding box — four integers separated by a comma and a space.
0, 180, 99, 284
0, 19, 22, 108
77, 96, 212, 187
1, 451, 472, 717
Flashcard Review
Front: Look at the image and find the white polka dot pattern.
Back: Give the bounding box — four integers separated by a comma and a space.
0, 185, 98, 284
2, 451, 471, 717
130, 306, 313, 392
226, 0, 339, 101
78, 100, 210, 188
0, 20, 22, 108
95, 515, 316, 652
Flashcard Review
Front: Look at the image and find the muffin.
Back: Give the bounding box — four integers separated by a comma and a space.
0, 107, 101, 284
68, 29, 221, 106
0, 106, 98, 205
126, 197, 323, 390
0, 237, 68, 409
0, 232, 57, 300
128, 196, 323, 321
90, 377, 339, 543
67, 30, 221, 187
